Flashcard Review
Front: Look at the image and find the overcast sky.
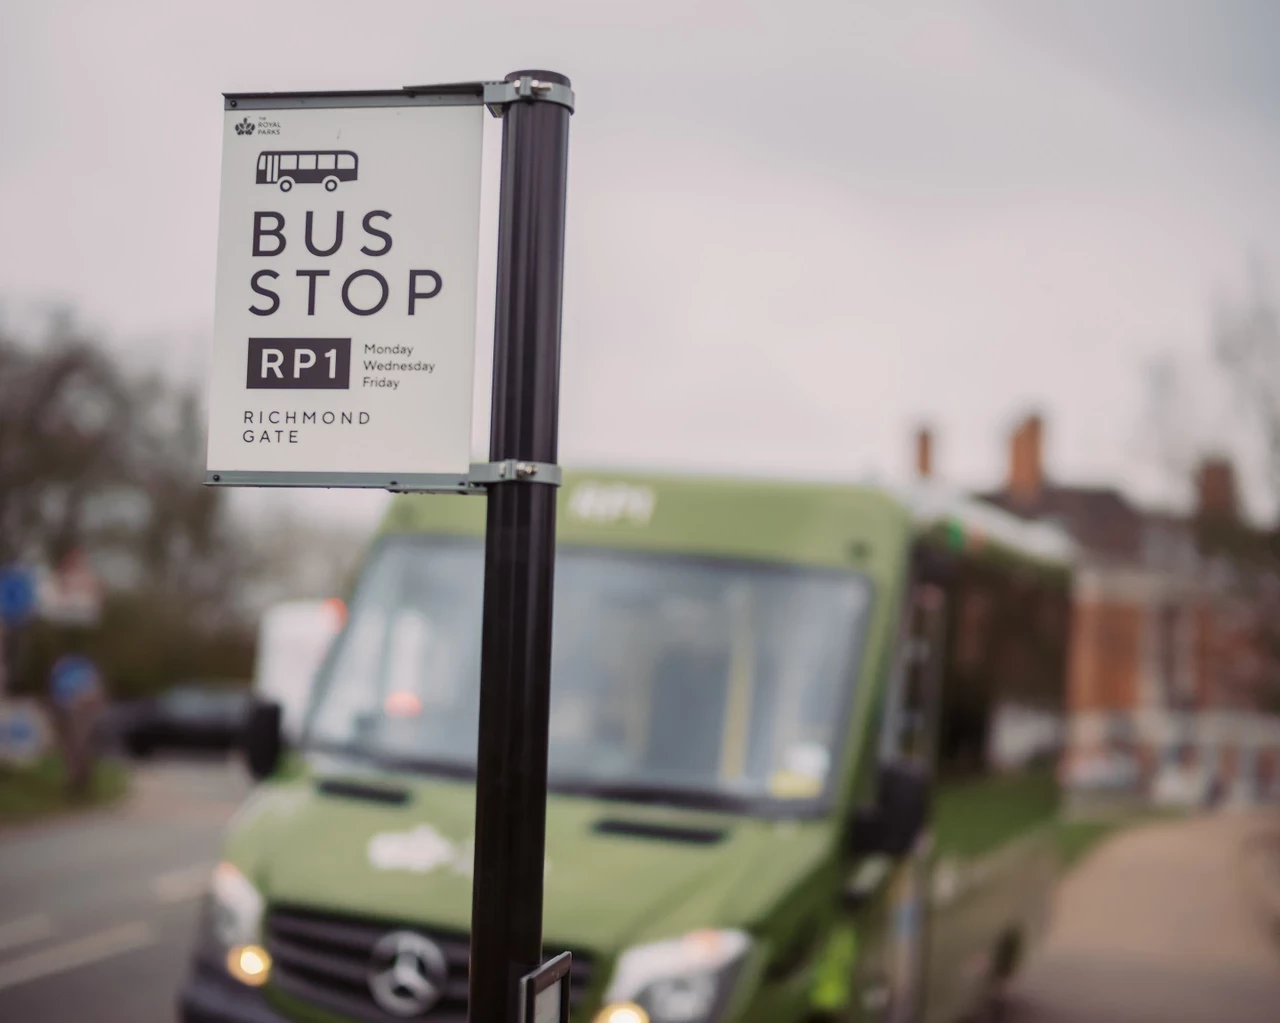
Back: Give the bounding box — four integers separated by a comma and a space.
3, 1, 1279, 528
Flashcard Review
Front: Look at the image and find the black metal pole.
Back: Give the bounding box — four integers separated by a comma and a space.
468, 70, 572, 1023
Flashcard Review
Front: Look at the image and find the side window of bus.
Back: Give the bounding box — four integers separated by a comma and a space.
318, 153, 336, 170
881, 585, 945, 765
337, 153, 356, 170
280, 154, 298, 171
936, 563, 1070, 785
299, 154, 317, 170
257, 154, 267, 170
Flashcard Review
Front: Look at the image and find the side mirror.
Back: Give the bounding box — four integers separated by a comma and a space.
849, 760, 931, 859
243, 700, 283, 781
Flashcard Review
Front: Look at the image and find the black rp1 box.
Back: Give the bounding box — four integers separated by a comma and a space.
246, 338, 351, 389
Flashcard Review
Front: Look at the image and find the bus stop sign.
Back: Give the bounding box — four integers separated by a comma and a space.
206, 74, 575, 1023
206, 92, 485, 487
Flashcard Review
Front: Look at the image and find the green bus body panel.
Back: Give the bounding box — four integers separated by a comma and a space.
228, 774, 832, 949
225, 771, 839, 1022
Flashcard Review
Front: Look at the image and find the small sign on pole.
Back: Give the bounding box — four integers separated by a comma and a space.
517, 952, 572, 1023
0, 565, 37, 696
0, 566, 37, 628
207, 90, 486, 487
0, 699, 51, 766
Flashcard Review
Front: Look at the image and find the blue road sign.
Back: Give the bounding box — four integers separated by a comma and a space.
50, 654, 98, 708
0, 566, 37, 626
0, 702, 49, 764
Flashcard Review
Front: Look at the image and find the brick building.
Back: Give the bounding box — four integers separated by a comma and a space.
918, 417, 1280, 802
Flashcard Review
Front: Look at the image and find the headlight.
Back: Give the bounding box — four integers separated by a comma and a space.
206, 862, 271, 986
209, 862, 265, 947
596, 930, 750, 1023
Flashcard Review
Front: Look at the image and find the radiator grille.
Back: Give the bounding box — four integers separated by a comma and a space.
264, 906, 592, 1022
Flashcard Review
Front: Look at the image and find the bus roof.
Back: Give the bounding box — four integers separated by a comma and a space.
377, 468, 1075, 584
893, 479, 1076, 565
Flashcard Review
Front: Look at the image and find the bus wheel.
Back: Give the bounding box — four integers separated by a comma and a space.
323, 176, 339, 192
966, 983, 1008, 1023
279, 178, 293, 192
966, 933, 1020, 1023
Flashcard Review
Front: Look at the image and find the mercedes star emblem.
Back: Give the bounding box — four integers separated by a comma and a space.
369, 930, 449, 1017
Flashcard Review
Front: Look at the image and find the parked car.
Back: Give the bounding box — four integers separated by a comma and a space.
120, 683, 252, 758
253, 598, 345, 745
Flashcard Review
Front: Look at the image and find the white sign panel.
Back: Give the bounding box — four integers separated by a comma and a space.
207, 97, 485, 482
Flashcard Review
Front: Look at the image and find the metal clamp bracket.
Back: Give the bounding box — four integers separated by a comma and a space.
484, 77, 576, 117
205, 460, 561, 493
469, 459, 563, 486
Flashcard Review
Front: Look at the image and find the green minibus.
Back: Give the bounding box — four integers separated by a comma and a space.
181, 469, 1074, 1023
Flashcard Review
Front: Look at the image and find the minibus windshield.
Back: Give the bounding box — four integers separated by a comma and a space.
305, 537, 871, 811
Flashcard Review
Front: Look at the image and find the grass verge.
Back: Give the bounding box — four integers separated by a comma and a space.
1058, 818, 1125, 868
933, 769, 1060, 860
1058, 807, 1187, 868
0, 755, 131, 827
933, 771, 1188, 871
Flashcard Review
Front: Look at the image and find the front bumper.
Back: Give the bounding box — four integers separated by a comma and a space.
179, 969, 291, 1023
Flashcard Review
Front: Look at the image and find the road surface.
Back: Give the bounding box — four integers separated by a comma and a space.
0, 758, 249, 1023
0, 761, 1277, 1022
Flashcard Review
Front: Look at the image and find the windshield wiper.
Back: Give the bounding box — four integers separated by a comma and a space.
308, 742, 477, 782
316, 777, 412, 805
548, 778, 752, 813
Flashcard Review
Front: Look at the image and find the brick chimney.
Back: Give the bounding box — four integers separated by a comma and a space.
915, 426, 933, 479
1195, 456, 1239, 521
1007, 413, 1044, 508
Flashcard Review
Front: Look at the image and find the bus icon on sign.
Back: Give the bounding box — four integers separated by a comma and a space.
256, 151, 358, 192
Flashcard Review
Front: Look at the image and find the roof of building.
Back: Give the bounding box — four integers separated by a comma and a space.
979, 482, 1148, 562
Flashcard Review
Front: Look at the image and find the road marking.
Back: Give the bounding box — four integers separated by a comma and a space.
0, 914, 54, 953
0, 921, 156, 992
152, 863, 214, 903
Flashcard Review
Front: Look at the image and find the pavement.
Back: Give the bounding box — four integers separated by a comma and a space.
0, 761, 1277, 1023
0, 756, 250, 1023
1007, 808, 1280, 1023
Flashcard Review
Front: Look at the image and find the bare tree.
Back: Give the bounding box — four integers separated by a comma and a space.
239, 508, 367, 613
1203, 264, 1280, 715
0, 315, 133, 565
1, 314, 256, 707
1133, 264, 1280, 717
1137, 352, 1202, 507
1212, 261, 1280, 512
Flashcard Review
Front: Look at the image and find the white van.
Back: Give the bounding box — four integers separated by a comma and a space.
251, 599, 346, 743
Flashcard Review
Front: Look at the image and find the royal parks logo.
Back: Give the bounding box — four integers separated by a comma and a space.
233, 115, 280, 137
